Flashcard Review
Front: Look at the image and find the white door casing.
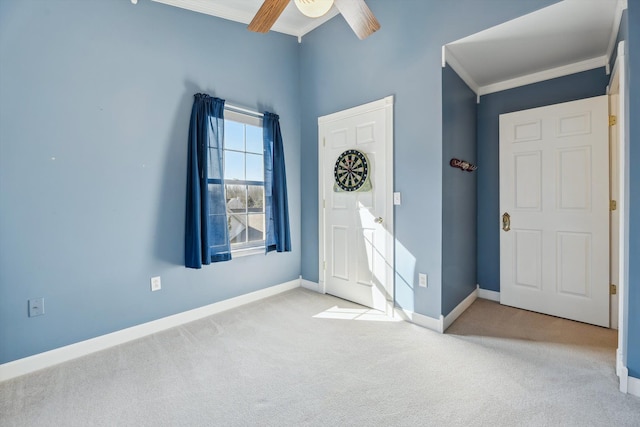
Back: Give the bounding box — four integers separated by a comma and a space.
318, 96, 394, 312
609, 40, 629, 390
610, 90, 619, 331
499, 95, 610, 327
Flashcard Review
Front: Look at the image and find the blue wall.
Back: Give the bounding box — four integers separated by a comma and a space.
626, 0, 640, 379
299, 0, 558, 319
441, 65, 477, 316
476, 68, 610, 292
0, 0, 301, 364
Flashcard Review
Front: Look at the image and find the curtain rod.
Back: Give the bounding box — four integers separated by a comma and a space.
225, 103, 264, 118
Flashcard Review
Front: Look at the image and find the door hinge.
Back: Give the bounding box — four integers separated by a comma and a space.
323, 199, 326, 209
609, 115, 617, 126
610, 200, 617, 211
323, 261, 326, 270
323, 138, 326, 147
610, 284, 617, 295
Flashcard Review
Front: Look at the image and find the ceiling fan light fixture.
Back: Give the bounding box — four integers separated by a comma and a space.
293, 0, 333, 18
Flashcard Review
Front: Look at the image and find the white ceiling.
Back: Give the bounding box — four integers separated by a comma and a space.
150, 0, 339, 39
445, 0, 626, 96
149, 0, 626, 95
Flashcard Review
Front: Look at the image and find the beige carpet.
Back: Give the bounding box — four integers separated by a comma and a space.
1, 288, 639, 426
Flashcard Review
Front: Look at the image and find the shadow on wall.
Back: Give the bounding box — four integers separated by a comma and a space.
395, 239, 417, 313
153, 80, 206, 265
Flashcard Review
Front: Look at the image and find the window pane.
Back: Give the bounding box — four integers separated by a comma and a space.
207, 148, 223, 180
224, 150, 245, 181
228, 213, 247, 245
208, 214, 229, 247
246, 153, 263, 182
247, 214, 265, 243
247, 185, 264, 213
246, 125, 263, 154
208, 183, 226, 215
225, 120, 244, 151
226, 184, 247, 213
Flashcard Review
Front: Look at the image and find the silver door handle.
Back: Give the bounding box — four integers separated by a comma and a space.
375, 217, 383, 224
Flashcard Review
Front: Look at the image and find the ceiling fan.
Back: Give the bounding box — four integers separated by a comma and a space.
248, 0, 380, 40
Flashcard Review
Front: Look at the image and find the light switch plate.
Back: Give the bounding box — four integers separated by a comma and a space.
419, 273, 427, 288
151, 276, 162, 292
393, 192, 402, 205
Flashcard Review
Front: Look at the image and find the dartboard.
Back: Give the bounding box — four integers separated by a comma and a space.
334, 149, 369, 192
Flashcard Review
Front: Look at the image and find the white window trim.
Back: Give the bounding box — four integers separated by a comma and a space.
232, 246, 265, 258
225, 109, 262, 127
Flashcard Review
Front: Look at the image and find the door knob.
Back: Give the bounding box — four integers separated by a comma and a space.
374, 217, 383, 224
502, 212, 511, 232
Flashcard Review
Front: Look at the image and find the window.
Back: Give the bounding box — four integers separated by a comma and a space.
187, 96, 289, 269
223, 110, 265, 253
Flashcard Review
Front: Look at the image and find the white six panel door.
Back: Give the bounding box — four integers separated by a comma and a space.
499, 95, 609, 327
319, 98, 394, 312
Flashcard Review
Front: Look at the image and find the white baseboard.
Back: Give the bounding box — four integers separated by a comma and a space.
395, 308, 444, 333
617, 348, 625, 381
300, 277, 322, 293
614, 354, 639, 397
619, 365, 629, 393
443, 287, 478, 331
478, 287, 500, 302
395, 287, 480, 334
0, 278, 301, 382
628, 375, 640, 398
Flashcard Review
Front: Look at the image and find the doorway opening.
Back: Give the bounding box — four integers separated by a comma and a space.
441, 0, 629, 392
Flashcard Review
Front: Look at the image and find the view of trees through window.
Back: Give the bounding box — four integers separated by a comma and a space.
224, 117, 265, 250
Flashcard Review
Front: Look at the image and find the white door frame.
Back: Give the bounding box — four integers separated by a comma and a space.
608, 41, 629, 393
318, 96, 395, 312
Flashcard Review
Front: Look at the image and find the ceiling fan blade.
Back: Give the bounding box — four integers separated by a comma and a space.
333, 0, 380, 40
248, 0, 291, 33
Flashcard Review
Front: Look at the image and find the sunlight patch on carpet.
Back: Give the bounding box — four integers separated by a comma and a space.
313, 306, 401, 322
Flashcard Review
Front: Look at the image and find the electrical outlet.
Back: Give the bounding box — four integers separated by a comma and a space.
419, 273, 427, 288
28, 298, 45, 317
150, 276, 162, 292
394, 192, 402, 205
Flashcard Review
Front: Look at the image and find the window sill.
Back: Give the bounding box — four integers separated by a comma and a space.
232, 246, 265, 258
